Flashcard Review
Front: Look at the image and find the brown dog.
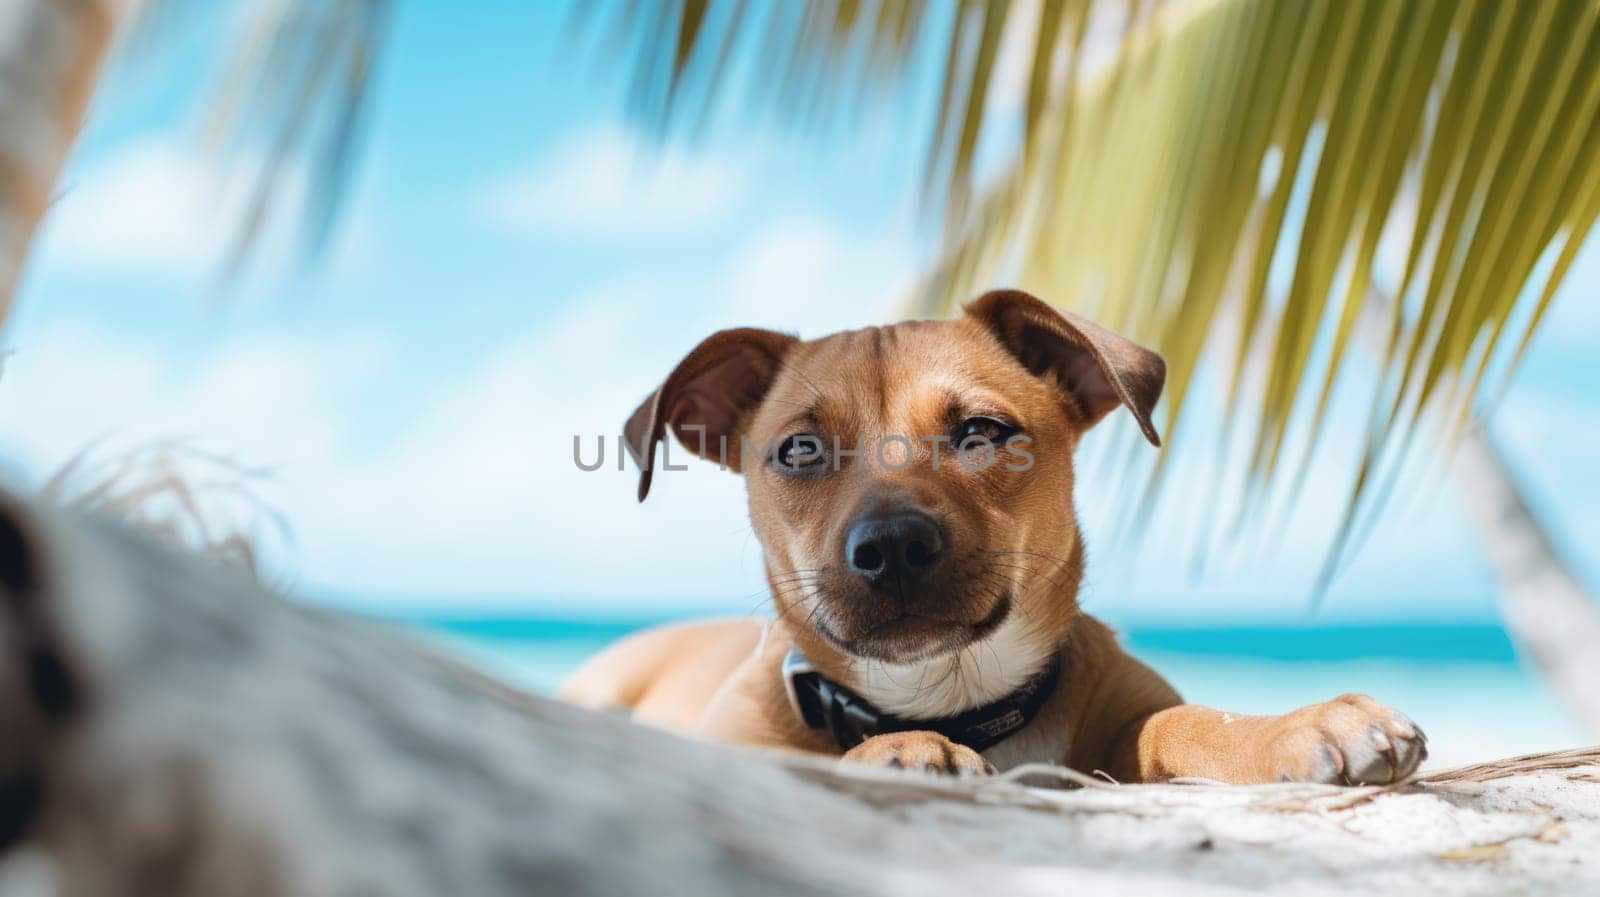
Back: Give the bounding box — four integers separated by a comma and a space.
562, 289, 1426, 784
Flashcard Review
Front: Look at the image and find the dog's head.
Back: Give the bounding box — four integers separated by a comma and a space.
626, 289, 1164, 684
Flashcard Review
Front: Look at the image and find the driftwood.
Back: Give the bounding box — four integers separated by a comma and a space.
0, 496, 1597, 896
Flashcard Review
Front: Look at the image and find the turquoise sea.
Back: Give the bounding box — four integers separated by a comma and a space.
405, 616, 1590, 769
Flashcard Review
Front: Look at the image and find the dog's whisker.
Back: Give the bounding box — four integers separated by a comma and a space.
976, 568, 1051, 603
978, 552, 1069, 573
764, 575, 827, 597
983, 549, 1078, 583
766, 575, 825, 592
766, 567, 829, 579
768, 587, 820, 605
984, 547, 1077, 565
964, 643, 984, 696
796, 589, 830, 632
980, 561, 1070, 596
979, 546, 1081, 566
981, 556, 1074, 583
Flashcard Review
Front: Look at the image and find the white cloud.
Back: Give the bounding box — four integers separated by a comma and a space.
32, 136, 336, 282
0, 321, 385, 494
0, 215, 916, 608
713, 217, 912, 332
480, 126, 749, 239
40, 140, 221, 278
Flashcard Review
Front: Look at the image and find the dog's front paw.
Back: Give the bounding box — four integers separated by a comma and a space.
1269, 694, 1428, 785
842, 731, 995, 777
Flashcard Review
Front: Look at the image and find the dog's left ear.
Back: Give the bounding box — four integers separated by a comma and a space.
965, 289, 1166, 446
625, 327, 799, 502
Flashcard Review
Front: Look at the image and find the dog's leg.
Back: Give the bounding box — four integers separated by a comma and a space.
841, 731, 995, 777
1111, 694, 1429, 785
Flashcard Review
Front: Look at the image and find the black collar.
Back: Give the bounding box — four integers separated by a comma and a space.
782, 646, 1062, 753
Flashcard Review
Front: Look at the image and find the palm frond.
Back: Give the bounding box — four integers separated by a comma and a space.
597, 0, 1600, 575
42, 439, 292, 582
912, 0, 1600, 575
592, 0, 1151, 228
126, 0, 392, 280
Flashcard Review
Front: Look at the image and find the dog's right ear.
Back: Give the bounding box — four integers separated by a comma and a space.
624, 328, 798, 502
965, 289, 1166, 446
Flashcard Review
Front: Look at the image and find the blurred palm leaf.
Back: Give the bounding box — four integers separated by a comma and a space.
589, 0, 1159, 227
602, 0, 1600, 577
128, 0, 392, 278
42, 439, 291, 582
920, 0, 1600, 579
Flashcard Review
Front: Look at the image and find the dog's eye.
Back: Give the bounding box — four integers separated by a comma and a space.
956, 417, 1018, 448
775, 434, 828, 470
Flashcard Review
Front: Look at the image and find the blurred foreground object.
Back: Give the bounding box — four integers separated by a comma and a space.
0, 0, 116, 318
0, 493, 1598, 895
0, 0, 386, 317
40, 440, 289, 582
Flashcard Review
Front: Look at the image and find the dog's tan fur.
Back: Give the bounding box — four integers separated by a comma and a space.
562, 290, 1426, 784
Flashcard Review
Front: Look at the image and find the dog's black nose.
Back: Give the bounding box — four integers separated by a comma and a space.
844, 513, 944, 585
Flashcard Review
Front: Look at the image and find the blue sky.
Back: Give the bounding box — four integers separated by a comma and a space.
1, 2, 1596, 624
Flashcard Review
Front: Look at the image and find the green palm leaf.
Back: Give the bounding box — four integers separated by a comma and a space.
594, 0, 1132, 224
601, 0, 1600, 573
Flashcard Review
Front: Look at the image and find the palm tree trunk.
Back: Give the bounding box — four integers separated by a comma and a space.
0, 0, 120, 321
1453, 427, 1600, 734
1349, 285, 1600, 737
0, 492, 1598, 895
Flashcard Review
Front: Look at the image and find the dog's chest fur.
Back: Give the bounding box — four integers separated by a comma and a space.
842, 612, 1071, 770
981, 716, 1072, 772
